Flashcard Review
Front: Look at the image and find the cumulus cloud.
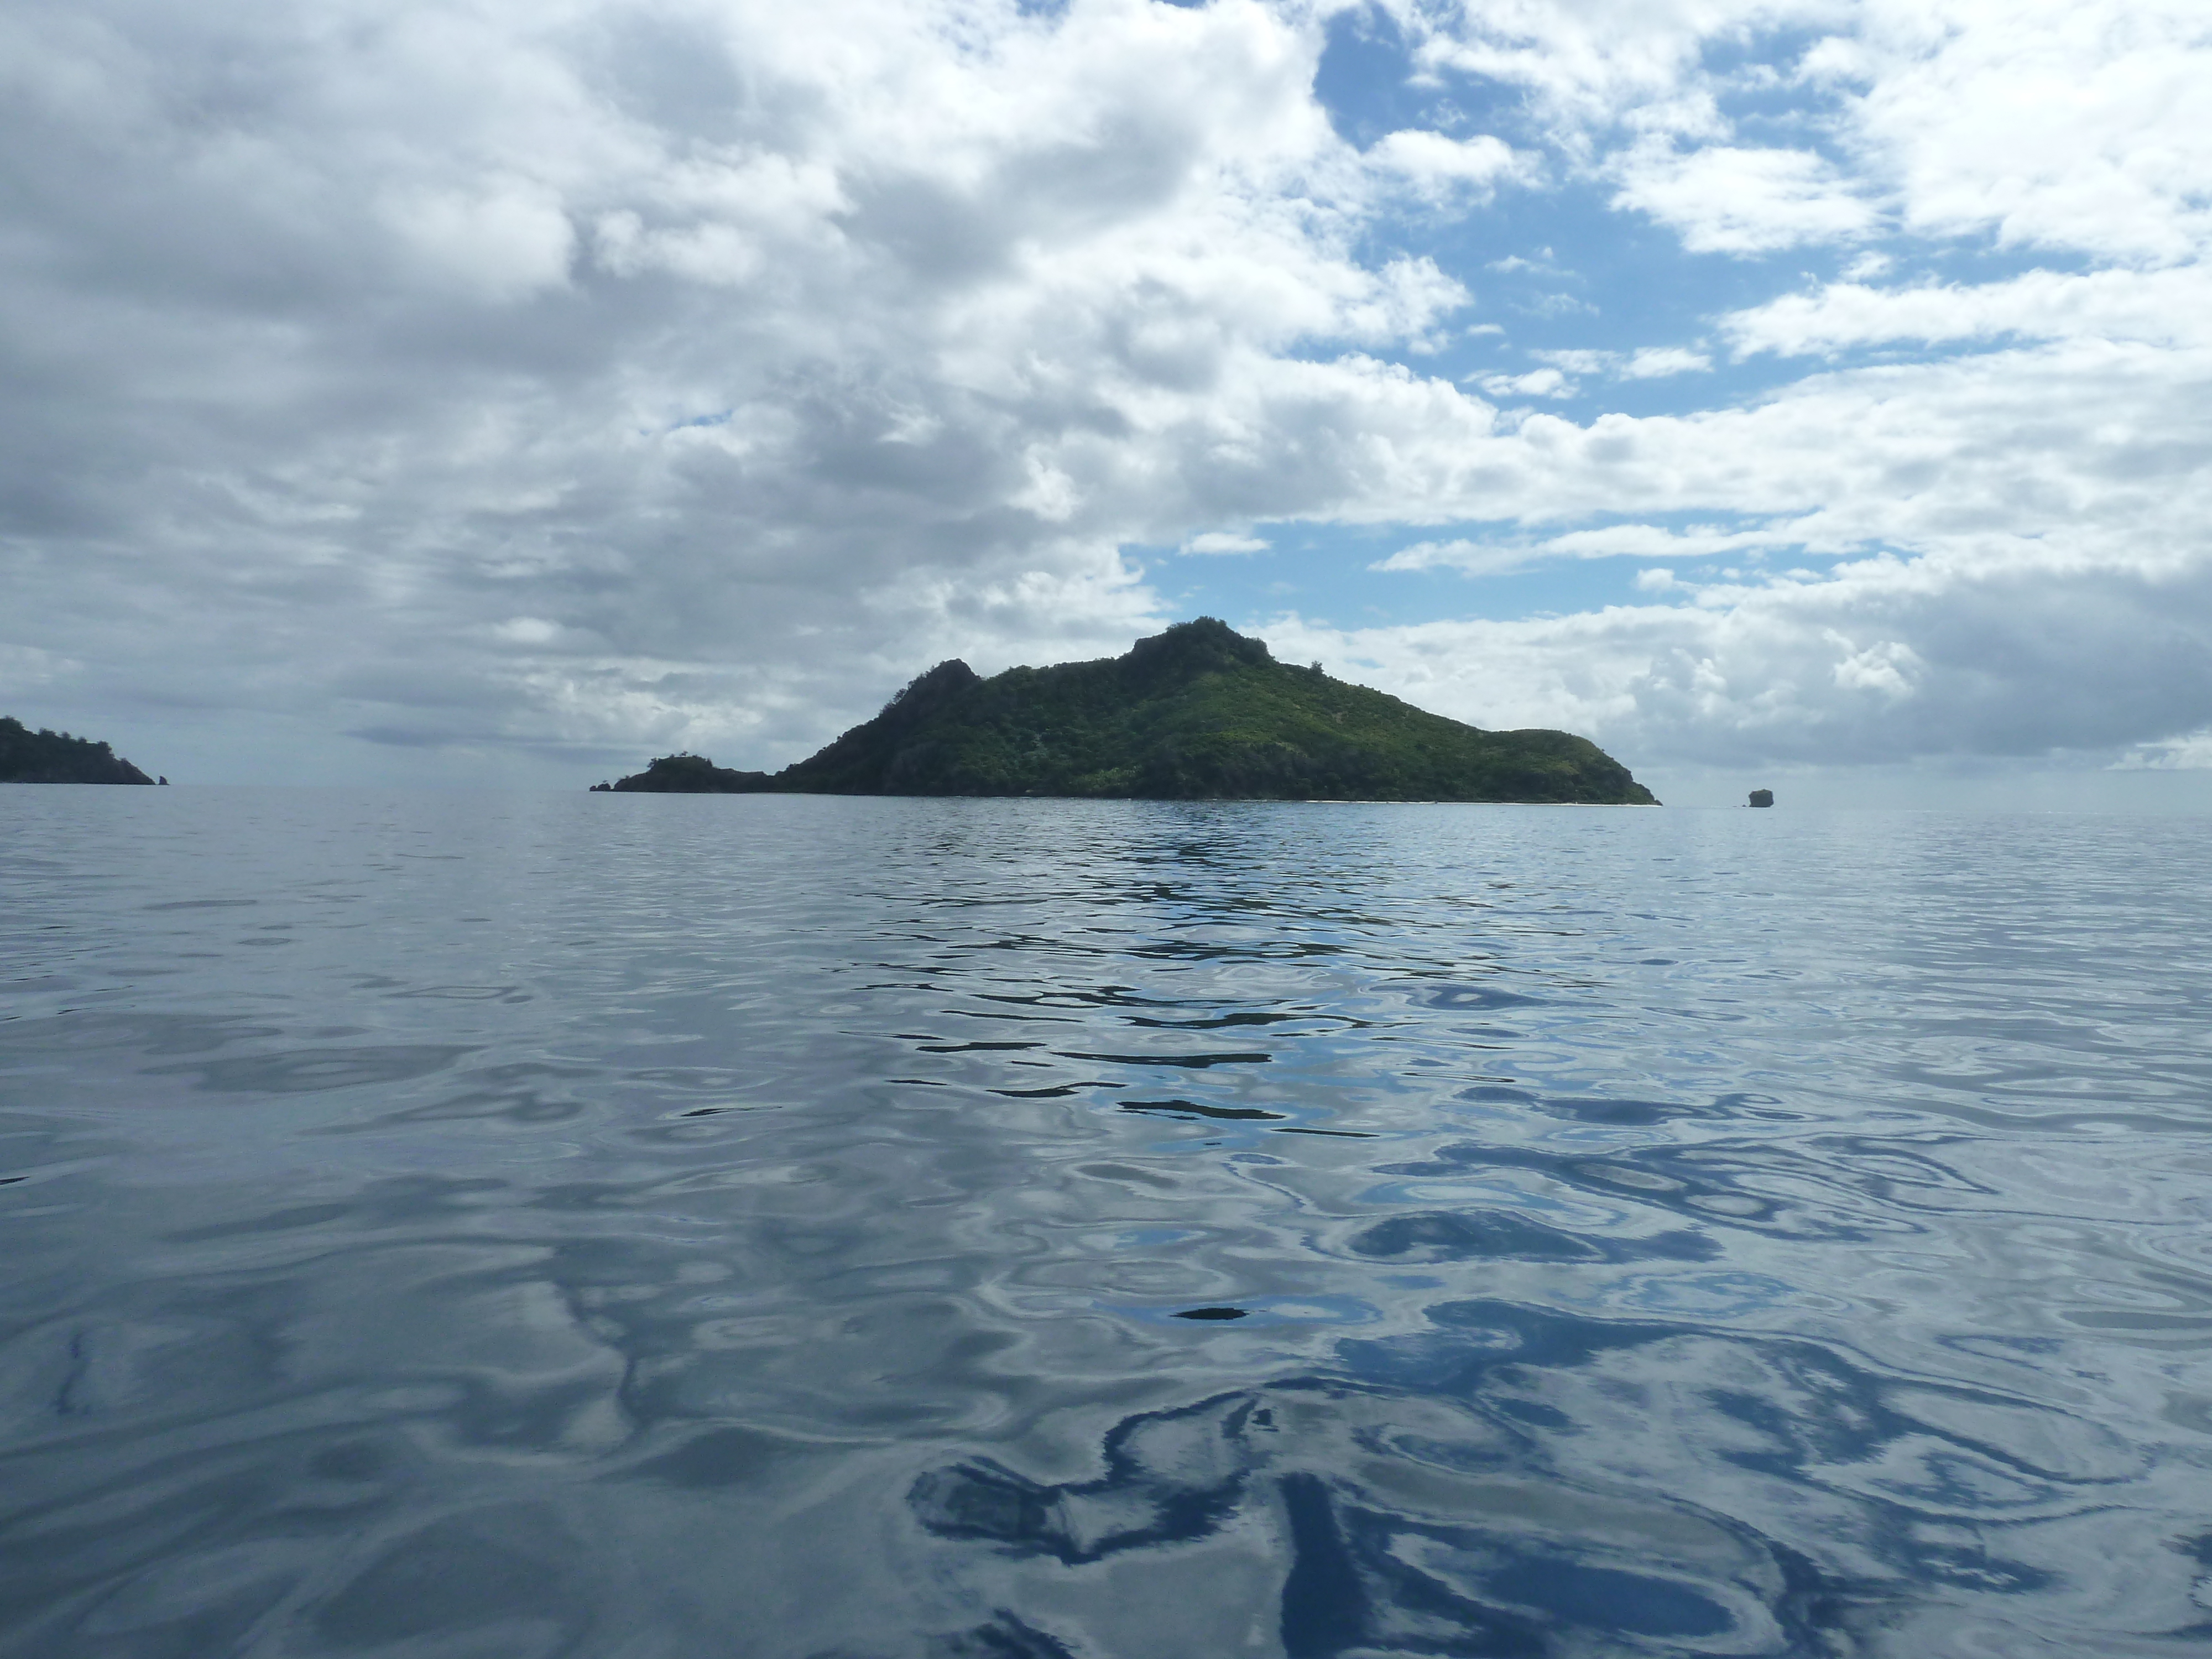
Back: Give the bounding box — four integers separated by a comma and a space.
0, 0, 1483, 773
1830, 0, 2212, 264
1623, 346, 1712, 378
1408, 0, 1793, 145
1468, 366, 1575, 400
1342, 324, 2212, 761
1364, 129, 1528, 199
1611, 143, 1880, 253
1264, 544, 2212, 768
1183, 531, 1271, 555
1725, 268, 2212, 357
1375, 518, 1815, 576
1326, 0, 2212, 776
1522, 346, 1712, 382
1416, 0, 2212, 260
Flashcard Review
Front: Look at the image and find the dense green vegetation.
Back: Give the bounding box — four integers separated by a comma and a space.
603, 619, 1657, 804
0, 717, 156, 784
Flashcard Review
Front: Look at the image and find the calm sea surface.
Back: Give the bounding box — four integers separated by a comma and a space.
3, 790, 2210, 1657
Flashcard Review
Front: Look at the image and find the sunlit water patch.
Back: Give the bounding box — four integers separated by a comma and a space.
2, 790, 2209, 1656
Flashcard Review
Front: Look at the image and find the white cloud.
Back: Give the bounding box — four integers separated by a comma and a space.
1611, 142, 1879, 253
1412, 0, 1804, 148
1323, 311, 2212, 765
1532, 349, 1615, 374
1376, 519, 1821, 576
1828, 634, 1920, 698
1537, 521, 1818, 559
1416, 0, 2212, 264
1837, 0, 2212, 264
1530, 346, 1712, 379
2115, 729, 2212, 771
1726, 267, 2212, 357
382, 183, 577, 299
1365, 128, 1527, 197
1183, 531, 1271, 555
1623, 346, 1711, 378
1373, 539, 1517, 576
1261, 534, 2212, 768
0, 0, 1477, 771
1471, 367, 1575, 399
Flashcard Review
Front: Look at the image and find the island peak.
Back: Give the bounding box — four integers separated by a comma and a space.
598, 619, 1657, 804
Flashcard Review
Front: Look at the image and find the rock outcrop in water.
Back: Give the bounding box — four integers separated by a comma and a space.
598, 619, 1657, 804
0, 716, 156, 784
1748, 789, 1774, 808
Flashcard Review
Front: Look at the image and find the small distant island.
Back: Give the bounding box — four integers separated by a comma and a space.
0, 717, 159, 784
594, 619, 1657, 804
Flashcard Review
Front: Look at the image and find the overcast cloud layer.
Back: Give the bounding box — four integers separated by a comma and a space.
4, 0, 2210, 796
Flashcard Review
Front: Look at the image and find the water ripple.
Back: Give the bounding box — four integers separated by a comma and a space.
2, 792, 2210, 1655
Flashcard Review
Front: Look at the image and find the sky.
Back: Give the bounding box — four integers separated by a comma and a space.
4, 0, 2211, 806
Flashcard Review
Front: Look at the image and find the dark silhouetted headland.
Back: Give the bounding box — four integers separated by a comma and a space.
597, 619, 1657, 804
595, 754, 772, 793
0, 717, 156, 784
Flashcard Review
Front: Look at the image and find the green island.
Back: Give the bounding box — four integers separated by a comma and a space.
596, 619, 1656, 804
0, 716, 159, 784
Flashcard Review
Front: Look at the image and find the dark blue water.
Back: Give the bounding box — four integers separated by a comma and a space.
3, 790, 2210, 1657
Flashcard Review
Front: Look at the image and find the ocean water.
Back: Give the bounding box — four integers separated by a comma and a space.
2, 790, 2210, 1659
